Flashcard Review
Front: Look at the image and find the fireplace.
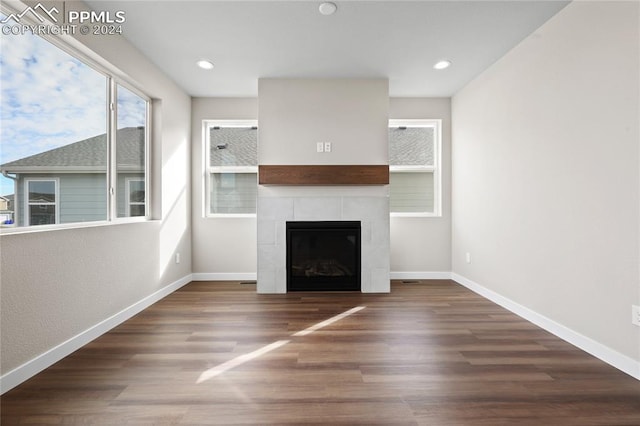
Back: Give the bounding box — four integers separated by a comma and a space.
257, 195, 389, 293
286, 221, 361, 291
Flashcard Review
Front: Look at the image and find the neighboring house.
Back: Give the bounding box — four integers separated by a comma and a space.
0, 127, 145, 226
0, 195, 13, 224
210, 126, 258, 167
208, 125, 258, 214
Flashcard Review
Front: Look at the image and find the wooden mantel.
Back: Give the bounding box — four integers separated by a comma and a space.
258, 165, 389, 186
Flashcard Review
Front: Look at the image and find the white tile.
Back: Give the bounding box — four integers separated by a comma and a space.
293, 197, 342, 220
257, 220, 276, 245
369, 267, 391, 293
275, 220, 287, 246
342, 197, 389, 222
363, 242, 390, 269
274, 243, 286, 268
275, 266, 287, 293
359, 220, 372, 245
257, 268, 277, 294
258, 197, 294, 221
359, 268, 371, 293
370, 215, 390, 245
257, 244, 277, 268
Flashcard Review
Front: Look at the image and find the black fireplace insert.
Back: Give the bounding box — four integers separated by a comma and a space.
286, 221, 361, 292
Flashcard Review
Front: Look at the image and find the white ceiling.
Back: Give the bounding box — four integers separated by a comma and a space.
85, 0, 569, 97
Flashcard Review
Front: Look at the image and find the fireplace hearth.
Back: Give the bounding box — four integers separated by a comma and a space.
286, 221, 361, 291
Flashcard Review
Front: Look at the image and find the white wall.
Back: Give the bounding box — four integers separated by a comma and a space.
258, 78, 389, 165
1, 0, 192, 390
390, 98, 451, 275
191, 98, 258, 278
452, 0, 639, 371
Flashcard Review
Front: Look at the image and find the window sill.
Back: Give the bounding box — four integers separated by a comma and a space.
0, 217, 155, 235
390, 212, 442, 218
206, 213, 257, 219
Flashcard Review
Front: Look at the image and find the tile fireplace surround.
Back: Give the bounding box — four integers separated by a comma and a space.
256, 191, 390, 294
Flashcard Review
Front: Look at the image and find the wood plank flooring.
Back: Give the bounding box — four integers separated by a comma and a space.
2, 280, 640, 425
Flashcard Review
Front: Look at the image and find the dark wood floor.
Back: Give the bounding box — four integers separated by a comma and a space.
2, 280, 640, 425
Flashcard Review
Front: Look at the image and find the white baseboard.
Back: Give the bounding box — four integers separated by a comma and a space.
0, 274, 193, 395
192, 272, 257, 281
390, 271, 453, 280
451, 272, 640, 381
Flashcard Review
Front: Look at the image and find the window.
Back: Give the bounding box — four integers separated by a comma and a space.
388, 120, 441, 216
126, 179, 145, 217
116, 85, 147, 218
204, 121, 258, 216
25, 179, 58, 226
0, 13, 149, 229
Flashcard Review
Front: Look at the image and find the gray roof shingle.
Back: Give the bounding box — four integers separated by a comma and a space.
389, 127, 434, 166
207, 126, 432, 167
209, 127, 257, 167
0, 127, 145, 172
2, 125, 431, 173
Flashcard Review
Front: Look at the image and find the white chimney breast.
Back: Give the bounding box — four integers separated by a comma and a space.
256, 78, 390, 294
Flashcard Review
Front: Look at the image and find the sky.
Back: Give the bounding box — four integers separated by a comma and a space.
0, 20, 145, 196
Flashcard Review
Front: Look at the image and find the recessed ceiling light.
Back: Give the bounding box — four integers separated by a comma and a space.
433, 60, 452, 70
319, 2, 337, 16
196, 59, 214, 70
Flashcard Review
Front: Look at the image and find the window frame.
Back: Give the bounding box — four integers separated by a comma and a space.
113, 83, 150, 222
0, 4, 151, 233
203, 120, 258, 218
126, 178, 146, 218
388, 119, 442, 218
24, 178, 60, 226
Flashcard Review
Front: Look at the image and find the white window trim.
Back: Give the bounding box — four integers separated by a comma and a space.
389, 119, 442, 218
24, 178, 60, 226
209, 166, 258, 174
0, 6, 152, 233
203, 120, 258, 218
112, 83, 151, 223
125, 178, 145, 217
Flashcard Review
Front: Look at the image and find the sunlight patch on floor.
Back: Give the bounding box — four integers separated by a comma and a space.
292, 306, 366, 337
197, 305, 366, 383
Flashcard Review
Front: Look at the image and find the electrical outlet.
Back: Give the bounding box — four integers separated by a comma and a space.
632, 305, 640, 326
324, 142, 332, 152
316, 142, 324, 153
465, 252, 471, 264
175, 252, 181, 264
